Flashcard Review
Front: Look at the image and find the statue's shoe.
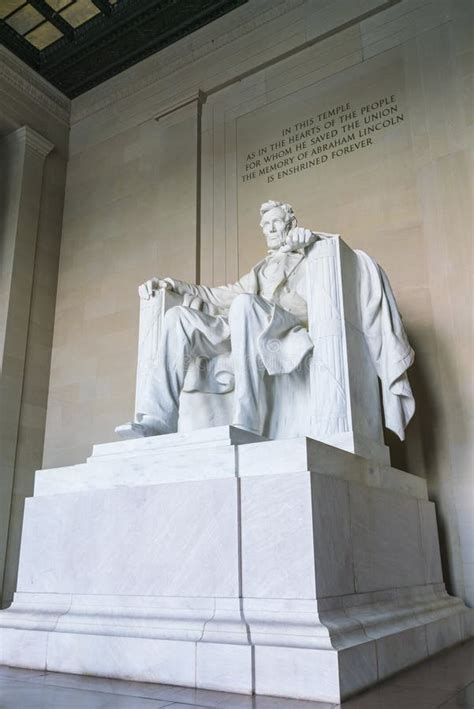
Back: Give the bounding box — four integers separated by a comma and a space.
115, 414, 172, 440
114, 421, 147, 439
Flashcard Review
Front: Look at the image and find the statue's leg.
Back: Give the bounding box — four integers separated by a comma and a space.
228, 294, 273, 434
140, 306, 230, 435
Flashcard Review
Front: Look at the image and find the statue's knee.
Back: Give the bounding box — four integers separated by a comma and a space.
163, 305, 188, 329
229, 293, 258, 320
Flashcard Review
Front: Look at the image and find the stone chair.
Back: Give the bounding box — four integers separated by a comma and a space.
134, 236, 390, 464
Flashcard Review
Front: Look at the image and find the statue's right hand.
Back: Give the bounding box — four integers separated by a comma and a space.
138, 277, 171, 300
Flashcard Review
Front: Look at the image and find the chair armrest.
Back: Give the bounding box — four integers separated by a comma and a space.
305, 236, 388, 462
135, 289, 184, 418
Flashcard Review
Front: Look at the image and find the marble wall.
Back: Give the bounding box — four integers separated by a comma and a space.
40, 0, 472, 607
0, 47, 70, 606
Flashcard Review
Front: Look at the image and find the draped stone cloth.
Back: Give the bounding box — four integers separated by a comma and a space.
163, 242, 415, 440
355, 250, 415, 440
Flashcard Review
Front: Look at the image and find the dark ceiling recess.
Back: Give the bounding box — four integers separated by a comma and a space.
0, 0, 249, 98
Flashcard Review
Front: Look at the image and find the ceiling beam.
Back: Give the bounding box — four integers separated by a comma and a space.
28, 0, 75, 40
91, 0, 112, 16
2, 0, 250, 97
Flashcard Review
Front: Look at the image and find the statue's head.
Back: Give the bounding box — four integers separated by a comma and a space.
259, 200, 296, 251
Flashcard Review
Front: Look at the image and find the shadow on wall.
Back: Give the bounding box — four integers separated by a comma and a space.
0, 165, 9, 280
387, 323, 469, 603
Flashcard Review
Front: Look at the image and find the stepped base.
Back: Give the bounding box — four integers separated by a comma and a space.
0, 427, 472, 703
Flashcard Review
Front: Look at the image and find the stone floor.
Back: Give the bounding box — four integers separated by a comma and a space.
0, 639, 472, 709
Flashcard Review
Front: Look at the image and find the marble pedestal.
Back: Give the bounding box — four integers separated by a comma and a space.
0, 427, 472, 703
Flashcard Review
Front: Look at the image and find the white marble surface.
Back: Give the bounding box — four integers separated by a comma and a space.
254, 645, 339, 702
349, 484, 426, 593
2, 640, 474, 709
238, 437, 428, 499
338, 642, 379, 701
34, 428, 427, 499
35, 426, 262, 496
0, 627, 48, 669
20, 478, 240, 598
105, 423, 264, 458
376, 625, 429, 679
35, 446, 238, 495
305, 236, 389, 463
419, 500, 444, 584
49, 632, 197, 687
311, 475, 355, 598
426, 613, 465, 656
240, 472, 316, 600
1, 429, 472, 702
196, 643, 253, 695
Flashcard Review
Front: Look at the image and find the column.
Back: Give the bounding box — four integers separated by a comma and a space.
0, 126, 53, 607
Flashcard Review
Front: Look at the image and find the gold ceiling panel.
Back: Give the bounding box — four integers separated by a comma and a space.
27, 21, 62, 49
5, 4, 42, 35
60, 0, 100, 28
45, 0, 72, 10
0, 0, 25, 20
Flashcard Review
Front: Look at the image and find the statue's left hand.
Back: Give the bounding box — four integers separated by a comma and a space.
138, 277, 172, 300
281, 227, 317, 252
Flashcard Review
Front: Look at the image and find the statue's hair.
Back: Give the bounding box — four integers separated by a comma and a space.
259, 200, 296, 226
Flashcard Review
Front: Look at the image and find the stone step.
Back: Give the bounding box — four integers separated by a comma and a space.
34, 427, 427, 500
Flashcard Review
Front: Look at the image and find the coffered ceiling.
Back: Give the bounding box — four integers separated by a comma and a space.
0, 0, 248, 98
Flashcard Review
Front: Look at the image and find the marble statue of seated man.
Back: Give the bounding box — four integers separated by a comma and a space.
123, 200, 331, 437
119, 199, 415, 440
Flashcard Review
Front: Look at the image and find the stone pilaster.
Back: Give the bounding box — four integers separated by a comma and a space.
0, 125, 53, 607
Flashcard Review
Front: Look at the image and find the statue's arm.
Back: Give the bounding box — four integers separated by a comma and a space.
138, 270, 257, 309
163, 270, 256, 308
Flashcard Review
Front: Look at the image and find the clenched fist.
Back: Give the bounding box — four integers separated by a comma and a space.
281, 227, 317, 252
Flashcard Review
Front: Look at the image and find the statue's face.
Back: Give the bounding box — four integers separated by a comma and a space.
260, 206, 291, 251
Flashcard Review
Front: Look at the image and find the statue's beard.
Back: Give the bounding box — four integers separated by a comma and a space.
266, 229, 290, 251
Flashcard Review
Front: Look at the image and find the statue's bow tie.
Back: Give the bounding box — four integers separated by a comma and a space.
267, 248, 302, 261
262, 250, 302, 283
